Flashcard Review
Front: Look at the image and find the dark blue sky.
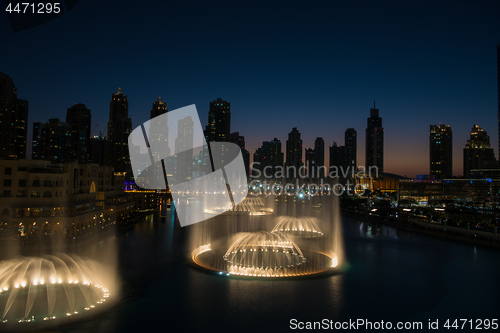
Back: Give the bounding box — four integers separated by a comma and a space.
1, 0, 499, 177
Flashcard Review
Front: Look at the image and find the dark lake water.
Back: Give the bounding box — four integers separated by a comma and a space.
2, 207, 500, 333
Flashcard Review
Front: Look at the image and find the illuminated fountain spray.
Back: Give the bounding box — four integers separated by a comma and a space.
223, 231, 306, 277
272, 216, 324, 238
331, 192, 345, 268
191, 190, 346, 277
0, 254, 115, 325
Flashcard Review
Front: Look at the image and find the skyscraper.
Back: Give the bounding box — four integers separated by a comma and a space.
66, 103, 91, 164
0, 72, 29, 159
38, 118, 72, 163
90, 135, 107, 166
286, 127, 303, 178
314, 137, 325, 178
329, 142, 346, 171
230, 132, 250, 178
31, 121, 42, 160
463, 124, 496, 177
253, 148, 262, 178
107, 88, 132, 174
151, 96, 168, 119
497, 43, 500, 159
208, 98, 230, 142
175, 116, 194, 182
365, 102, 384, 173
149, 97, 169, 161
305, 148, 315, 180
344, 128, 357, 168
259, 138, 284, 179
429, 124, 452, 179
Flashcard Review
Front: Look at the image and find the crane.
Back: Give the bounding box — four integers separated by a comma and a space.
91, 124, 98, 136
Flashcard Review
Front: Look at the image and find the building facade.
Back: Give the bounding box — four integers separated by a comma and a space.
430, 124, 453, 179
313, 137, 325, 178
37, 118, 73, 163
0, 72, 29, 159
207, 98, 230, 142
365, 102, 384, 173
107, 88, 132, 174
463, 124, 496, 177
230, 132, 250, 178
345, 128, 357, 168
31, 121, 43, 160
67, 103, 92, 164
0, 159, 136, 240
285, 127, 303, 178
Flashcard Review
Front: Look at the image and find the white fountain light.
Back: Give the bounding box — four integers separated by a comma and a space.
0, 254, 113, 324
272, 216, 324, 238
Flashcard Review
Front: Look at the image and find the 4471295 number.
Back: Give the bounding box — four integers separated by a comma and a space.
5, 2, 61, 14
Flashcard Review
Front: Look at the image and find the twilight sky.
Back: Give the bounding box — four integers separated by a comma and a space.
1, 0, 499, 177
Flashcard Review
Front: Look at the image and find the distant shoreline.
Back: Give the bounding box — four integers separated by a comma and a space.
342, 209, 500, 249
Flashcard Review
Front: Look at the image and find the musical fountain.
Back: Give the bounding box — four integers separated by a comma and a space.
272, 216, 324, 238
191, 193, 345, 278
0, 254, 116, 327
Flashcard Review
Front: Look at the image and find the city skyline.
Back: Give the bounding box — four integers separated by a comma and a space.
1, 1, 499, 177
4, 75, 500, 178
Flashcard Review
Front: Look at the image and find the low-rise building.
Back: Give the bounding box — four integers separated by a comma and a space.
0, 159, 136, 240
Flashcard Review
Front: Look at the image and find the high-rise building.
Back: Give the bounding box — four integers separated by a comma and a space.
90, 136, 107, 165
38, 118, 72, 163
497, 43, 500, 159
365, 102, 384, 173
314, 137, 325, 178
149, 97, 169, 161
259, 138, 284, 179
0, 72, 29, 159
151, 96, 168, 119
329, 142, 346, 171
286, 127, 303, 178
66, 103, 91, 164
107, 88, 132, 174
463, 124, 496, 177
208, 98, 230, 142
230, 132, 245, 149
175, 116, 194, 182
344, 128, 357, 168
230, 132, 250, 178
429, 124, 452, 179
252, 147, 262, 178
305, 148, 315, 180
31, 121, 43, 160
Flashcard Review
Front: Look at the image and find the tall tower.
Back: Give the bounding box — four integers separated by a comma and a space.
314, 137, 325, 178
286, 127, 303, 178
0, 72, 28, 159
464, 124, 496, 177
260, 138, 284, 179
175, 116, 194, 182
39, 118, 72, 163
497, 43, 500, 159
345, 128, 357, 169
208, 98, 231, 142
66, 103, 91, 164
329, 142, 346, 172
32, 121, 43, 160
230, 132, 250, 178
365, 102, 384, 174
429, 124, 453, 179
107, 87, 132, 174
149, 97, 169, 161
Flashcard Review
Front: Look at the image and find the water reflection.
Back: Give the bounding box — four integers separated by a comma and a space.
1, 210, 499, 333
